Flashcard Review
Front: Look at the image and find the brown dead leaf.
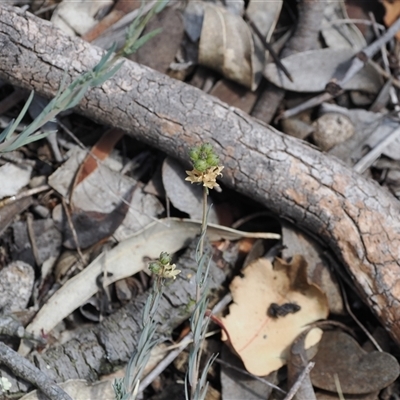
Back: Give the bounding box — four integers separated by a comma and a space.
221, 255, 329, 376
287, 326, 322, 400
199, 4, 253, 89
311, 330, 400, 394
209, 79, 259, 113
198, 0, 281, 90
73, 128, 124, 187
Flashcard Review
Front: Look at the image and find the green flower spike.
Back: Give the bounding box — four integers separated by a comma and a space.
185, 143, 224, 190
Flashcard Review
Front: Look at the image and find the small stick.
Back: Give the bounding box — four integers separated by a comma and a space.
278, 92, 335, 121
244, 13, 294, 82
339, 279, 383, 351
369, 60, 400, 90
353, 125, 400, 174
0, 185, 49, 208
0, 342, 72, 400
26, 213, 41, 266
61, 198, 85, 264
215, 358, 286, 394
280, 15, 400, 119
283, 361, 315, 400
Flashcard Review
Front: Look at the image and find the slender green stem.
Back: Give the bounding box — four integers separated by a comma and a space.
190, 186, 209, 400
198, 187, 208, 263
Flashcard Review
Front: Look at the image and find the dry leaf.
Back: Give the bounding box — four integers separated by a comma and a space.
287, 327, 319, 400
49, 146, 164, 242
321, 0, 366, 51
311, 330, 400, 394
20, 379, 114, 400
19, 218, 279, 355
73, 128, 124, 186
221, 255, 329, 376
245, 0, 282, 86
264, 48, 382, 94
208, 79, 259, 114
161, 156, 218, 222
51, 0, 113, 37
220, 345, 278, 400
199, 4, 254, 89
198, 1, 281, 90
0, 163, 32, 200
130, 7, 184, 75
281, 221, 344, 315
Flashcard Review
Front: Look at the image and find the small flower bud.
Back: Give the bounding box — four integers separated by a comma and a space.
206, 153, 219, 167
194, 159, 208, 172
148, 261, 161, 275
189, 148, 199, 161
159, 252, 172, 265
202, 143, 213, 154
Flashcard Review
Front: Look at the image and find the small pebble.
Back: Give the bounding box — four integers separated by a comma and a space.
312, 113, 354, 151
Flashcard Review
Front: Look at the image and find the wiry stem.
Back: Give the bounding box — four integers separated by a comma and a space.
190, 187, 208, 399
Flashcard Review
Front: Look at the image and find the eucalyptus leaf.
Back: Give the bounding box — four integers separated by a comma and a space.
264, 48, 383, 93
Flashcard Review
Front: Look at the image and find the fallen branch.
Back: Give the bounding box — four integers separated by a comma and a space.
0, 342, 72, 400
1, 3, 400, 358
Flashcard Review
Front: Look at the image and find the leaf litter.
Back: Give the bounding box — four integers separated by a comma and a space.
3, 0, 400, 398
221, 255, 329, 376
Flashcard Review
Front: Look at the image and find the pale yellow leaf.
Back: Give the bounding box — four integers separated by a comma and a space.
222, 255, 329, 375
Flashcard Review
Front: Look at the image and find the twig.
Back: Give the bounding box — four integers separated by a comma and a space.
353, 125, 400, 174
369, 60, 400, 90
26, 213, 41, 266
339, 279, 383, 351
61, 198, 85, 263
278, 92, 336, 121
340, 16, 400, 87
326, 18, 385, 31
334, 374, 346, 400
215, 358, 286, 394
369, 11, 400, 110
283, 361, 315, 400
244, 13, 293, 82
0, 185, 49, 208
281, 16, 400, 119
0, 342, 72, 400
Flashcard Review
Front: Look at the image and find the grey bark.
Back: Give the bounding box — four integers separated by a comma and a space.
0, 342, 72, 399
1, 2, 400, 367
251, 0, 325, 123
3, 240, 229, 395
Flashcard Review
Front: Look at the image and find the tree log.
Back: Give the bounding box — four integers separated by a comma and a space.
1, 5, 400, 349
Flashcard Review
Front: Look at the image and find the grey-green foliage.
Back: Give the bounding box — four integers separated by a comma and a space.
185, 212, 217, 400
0, 0, 168, 153
113, 281, 164, 400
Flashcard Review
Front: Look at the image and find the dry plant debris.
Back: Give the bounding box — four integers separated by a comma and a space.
3, 0, 400, 398
221, 255, 329, 375
311, 330, 400, 395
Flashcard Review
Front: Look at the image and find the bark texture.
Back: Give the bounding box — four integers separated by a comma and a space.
2, 240, 229, 394
1, 5, 400, 350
